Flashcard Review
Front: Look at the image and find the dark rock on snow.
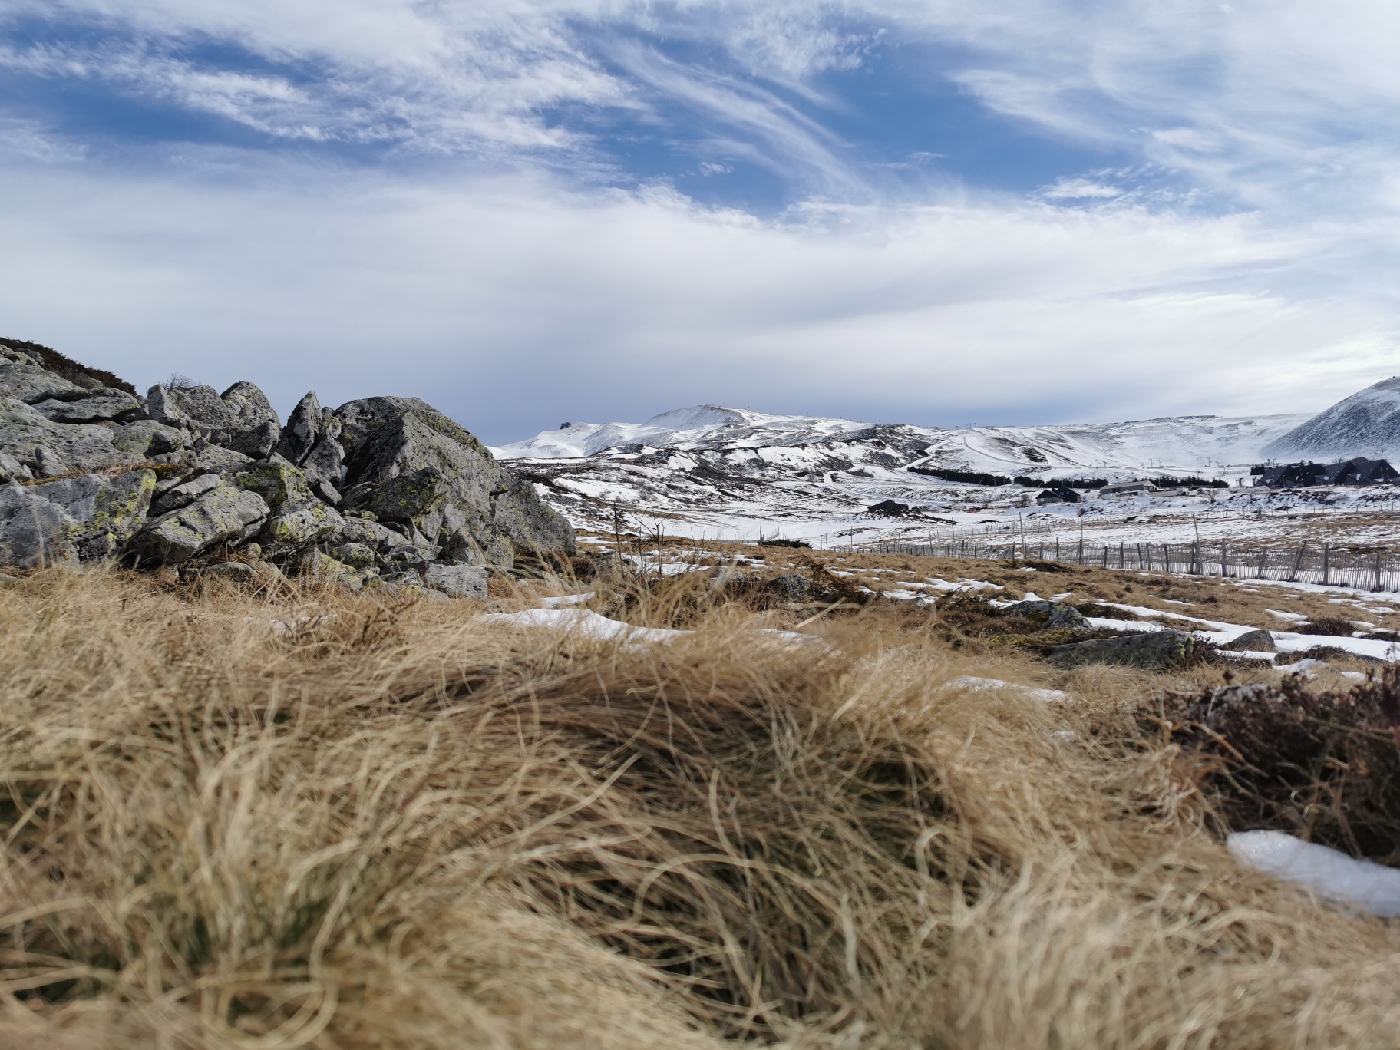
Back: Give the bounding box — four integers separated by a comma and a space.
0, 337, 575, 593
1220, 629, 1278, 653
1049, 629, 1206, 671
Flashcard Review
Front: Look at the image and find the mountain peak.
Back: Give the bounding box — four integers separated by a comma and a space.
1264, 376, 1400, 460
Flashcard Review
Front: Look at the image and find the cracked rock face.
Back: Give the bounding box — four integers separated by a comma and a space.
336, 396, 574, 570
132, 484, 271, 565
0, 469, 156, 566
2, 339, 574, 588
146, 380, 281, 459
0, 398, 131, 479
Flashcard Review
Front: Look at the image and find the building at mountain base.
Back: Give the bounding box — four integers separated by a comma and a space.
1252, 458, 1398, 488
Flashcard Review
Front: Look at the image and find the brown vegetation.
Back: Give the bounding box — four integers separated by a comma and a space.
2, 567, 1400, 1048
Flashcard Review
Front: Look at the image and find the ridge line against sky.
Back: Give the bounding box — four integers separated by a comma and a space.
0, 0, 1397, 443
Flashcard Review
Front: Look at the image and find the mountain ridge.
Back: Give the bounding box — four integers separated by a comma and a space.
1263, 376, 1400, 461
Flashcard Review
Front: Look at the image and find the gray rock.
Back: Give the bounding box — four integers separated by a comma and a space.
146, 380, 280, 458
0, 397, 133, 478
111, 419, 190, 457
329, 542, 378, 568
151, 473, 223, 515
1220, 629, 1278, 653
132, 484, 269, 565
298, 549, 366, 590
335, 396, 573, 569
0, 349, 86, 403
31, 390, 143, 423
235, 457, 314, 511
260, 501, 347, 551
767, 573, 814, 601
337, 515, 412, 552
1, 482, 77, 566
1049, 629, 1206, 671
424, 562, 488, 599
276, 392, 323, 464
1006, 600, 1089, 630
0, 450, 31, 483
200, 560, 258, 585
0, 469, 156, 566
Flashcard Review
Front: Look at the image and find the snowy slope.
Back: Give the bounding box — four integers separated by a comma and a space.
494, 405, 869, 459
497, 406, 1306, 471
490, 402, 1326, 542
1263, 377, 1400, 460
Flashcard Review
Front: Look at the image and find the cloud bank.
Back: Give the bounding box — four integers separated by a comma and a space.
0, 1, 1396, 440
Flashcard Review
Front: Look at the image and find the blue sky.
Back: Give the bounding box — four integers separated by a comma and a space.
1, 1, 1398, 442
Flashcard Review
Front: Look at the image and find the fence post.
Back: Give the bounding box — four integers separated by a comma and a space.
1289, 545, 1306, 583
1322, 544, 1330, 587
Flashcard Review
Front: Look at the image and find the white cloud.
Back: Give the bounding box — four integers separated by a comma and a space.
0, 153, 1391, 442
2, 0, 1399, 438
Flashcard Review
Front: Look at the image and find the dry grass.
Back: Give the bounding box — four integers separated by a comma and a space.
3, 567, 1400, 1048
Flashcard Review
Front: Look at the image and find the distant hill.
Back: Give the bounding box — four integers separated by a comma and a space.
1263, 377, 1400, 461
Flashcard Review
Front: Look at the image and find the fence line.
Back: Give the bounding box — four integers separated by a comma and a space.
856, 537, 1400, 594
788, 530, 1400, 593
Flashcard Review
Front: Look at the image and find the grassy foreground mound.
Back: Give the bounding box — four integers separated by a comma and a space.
1, 570, 1399, 1048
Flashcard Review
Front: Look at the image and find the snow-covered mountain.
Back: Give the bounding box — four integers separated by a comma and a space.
1263, 377, 1400, 460
495, 405, 1304, 473
492, 404, 1310, 541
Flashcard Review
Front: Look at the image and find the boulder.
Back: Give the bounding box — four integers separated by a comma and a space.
1005, 600, 1089, 630
235, 457, 314, 511
146, 380, 280, 458
0, 468, 156, 567
276, 392, 324, 464
424, 562, 488, 599
0, 348, 87, 403
111, 420, 190, 458
0, 398, 133, 478
260, 501, 348, 554
298, 549, 366, 591
31, 390, 143, 423
151, 473, 224, 515
1049, 629, 1206, 671
199, 561, 258, 585
132, 484, 269, 565
768, 573, 815, 602
1220, 629, 1278, 653
334, 396, 573, 569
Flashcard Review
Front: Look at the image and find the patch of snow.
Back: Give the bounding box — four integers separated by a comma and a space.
540, 592, 595, 608
1083, 616, 1167, 634
1229, 830, 1400, 918
943, 675, 1069, 703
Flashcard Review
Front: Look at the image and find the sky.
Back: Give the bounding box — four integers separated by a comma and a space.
1, 1, 1398, 443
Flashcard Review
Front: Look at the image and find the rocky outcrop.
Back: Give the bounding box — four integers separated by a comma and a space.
0, 338, 575, 596
336, 396, 575, 568
146, 380, 280, 459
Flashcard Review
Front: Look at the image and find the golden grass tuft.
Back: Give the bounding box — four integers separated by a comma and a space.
2, 567, 1400, 1048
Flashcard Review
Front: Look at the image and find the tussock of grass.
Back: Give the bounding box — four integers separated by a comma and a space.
2, 568, 1400, 1048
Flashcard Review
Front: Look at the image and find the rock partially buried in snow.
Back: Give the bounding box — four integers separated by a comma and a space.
1004, 600, 1089, 630
1220, 629, 1278, 653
